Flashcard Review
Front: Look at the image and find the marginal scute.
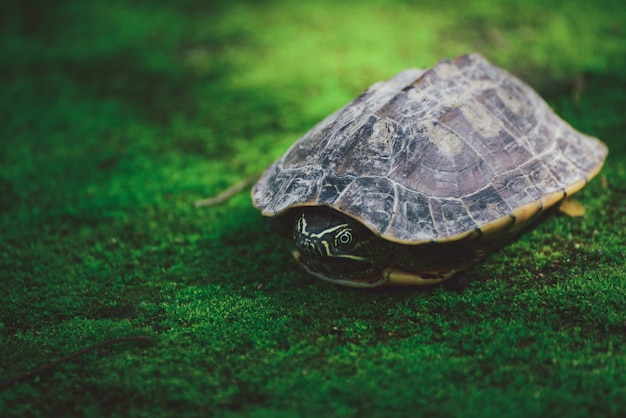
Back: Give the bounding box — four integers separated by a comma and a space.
461, 185, 511, 225
492, 166, 543, 209
252, 53, 608, 244
259, 167, 324, 216
386, 187, 436, 242
429, 197, 477, 238
335, 176, 396, 235
318, 174, 356, 205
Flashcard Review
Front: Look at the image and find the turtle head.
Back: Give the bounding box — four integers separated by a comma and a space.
292, 208, 380, 287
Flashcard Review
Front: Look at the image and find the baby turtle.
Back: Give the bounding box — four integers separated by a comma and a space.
252, 53, 608, 287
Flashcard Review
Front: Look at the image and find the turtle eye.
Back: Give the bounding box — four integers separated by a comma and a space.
334, 228, 354, 249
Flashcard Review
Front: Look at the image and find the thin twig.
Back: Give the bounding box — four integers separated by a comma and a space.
0, 336, 150, 390
194, 174, 260, 207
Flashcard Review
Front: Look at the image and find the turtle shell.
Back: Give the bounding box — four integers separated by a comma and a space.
252, 54, 607, 244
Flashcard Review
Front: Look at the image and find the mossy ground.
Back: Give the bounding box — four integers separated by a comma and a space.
1, 0, 625, 416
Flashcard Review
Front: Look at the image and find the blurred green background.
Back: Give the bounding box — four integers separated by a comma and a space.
1, 0, 625, 417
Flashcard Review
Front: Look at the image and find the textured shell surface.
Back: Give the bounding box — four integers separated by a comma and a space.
252, 54, 608, 243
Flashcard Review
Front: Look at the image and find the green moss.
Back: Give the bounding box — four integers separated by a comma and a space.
1, 0, 626, 416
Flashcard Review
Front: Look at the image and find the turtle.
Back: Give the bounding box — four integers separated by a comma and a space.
251, 53, 608, 288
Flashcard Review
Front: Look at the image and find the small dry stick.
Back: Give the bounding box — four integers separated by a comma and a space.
0, 336, 150, 390
194, 174, 260, 207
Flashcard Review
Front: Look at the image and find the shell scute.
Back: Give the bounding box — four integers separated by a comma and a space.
461, 185, 512, 225
318, 174, 356, 205
492, 165, 545, 209
388, 121, 493, 199
389, 187, 436, 242
327, 116, 400, 177
523, 159, 562, 194
429, 197, 477, 239
335, 176, 397, 234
